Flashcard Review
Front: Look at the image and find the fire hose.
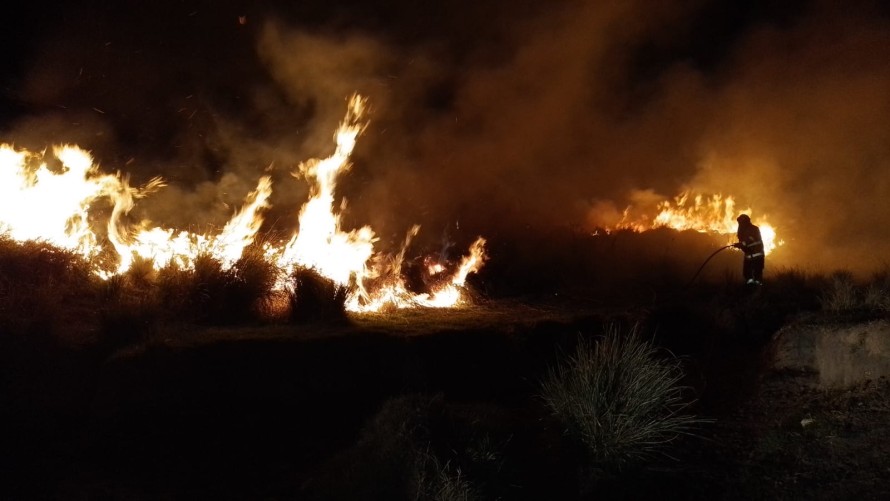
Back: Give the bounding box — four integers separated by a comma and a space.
685, 244, 735, 288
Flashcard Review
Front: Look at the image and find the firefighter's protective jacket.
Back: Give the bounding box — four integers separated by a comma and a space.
737, 223, 764, 259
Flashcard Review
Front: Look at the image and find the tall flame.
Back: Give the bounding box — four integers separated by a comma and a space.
0, 95, 487, 312
271, 95, 376, 287
266, 95, 487, 311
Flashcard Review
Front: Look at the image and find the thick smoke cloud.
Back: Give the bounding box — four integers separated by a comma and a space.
1, 0, 889, 273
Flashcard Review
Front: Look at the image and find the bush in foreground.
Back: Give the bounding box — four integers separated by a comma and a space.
540, 324, 701, 468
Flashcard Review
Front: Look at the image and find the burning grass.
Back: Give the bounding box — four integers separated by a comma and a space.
0, 97, 488, 314
0, 235, 346, 353
0, 228, 858, 352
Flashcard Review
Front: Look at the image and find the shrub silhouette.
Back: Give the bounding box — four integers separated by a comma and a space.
97, 256, 164, 348
97, 249, 279, 348
287, 266, 348, 324
540, 323, 701, 468
0, 236, 98, 341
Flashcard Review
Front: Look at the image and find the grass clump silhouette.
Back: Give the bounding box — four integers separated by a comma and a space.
287, 266, 349, 324
99, 247, 279, 344
0, 235, 98, 341
540, 323, 701, 468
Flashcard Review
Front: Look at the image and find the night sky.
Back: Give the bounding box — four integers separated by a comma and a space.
2, 0, 889, 271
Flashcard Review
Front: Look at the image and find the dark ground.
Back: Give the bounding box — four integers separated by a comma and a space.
2, 290, 890, 500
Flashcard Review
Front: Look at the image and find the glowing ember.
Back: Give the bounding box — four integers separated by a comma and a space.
606, 191, 782, 254
0, 94, 487, 312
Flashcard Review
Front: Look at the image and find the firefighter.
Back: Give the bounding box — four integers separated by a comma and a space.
734, 214, 764, 285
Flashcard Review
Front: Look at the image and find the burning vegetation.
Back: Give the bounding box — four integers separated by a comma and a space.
590, 190, 782, 256
0, 95, 487, 315
5, 2, 890, 498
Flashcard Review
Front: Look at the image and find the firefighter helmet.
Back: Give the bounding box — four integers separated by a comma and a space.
736, 214, 751, 224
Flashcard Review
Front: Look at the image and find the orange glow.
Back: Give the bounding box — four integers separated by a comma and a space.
0, 95, 487, 312
605, 191, 782, 254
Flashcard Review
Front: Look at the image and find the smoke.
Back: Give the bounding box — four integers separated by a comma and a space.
338, 0, 709, 245
2, 0, 889, 273
343, 0, 890, 272
682, 2, 890, 272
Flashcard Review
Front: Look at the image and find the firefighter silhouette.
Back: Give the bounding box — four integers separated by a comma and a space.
734, 214, 764, 285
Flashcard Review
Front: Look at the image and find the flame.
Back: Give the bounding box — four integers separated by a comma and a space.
0, 144, 96, 256
0, 144, 144, 260
605, 191, 782, 254
344, 236, 488, 312
415, 236, 487, 307
271, 95, 376, 287
111, 175, 272, 274
0, 94, 487, 313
